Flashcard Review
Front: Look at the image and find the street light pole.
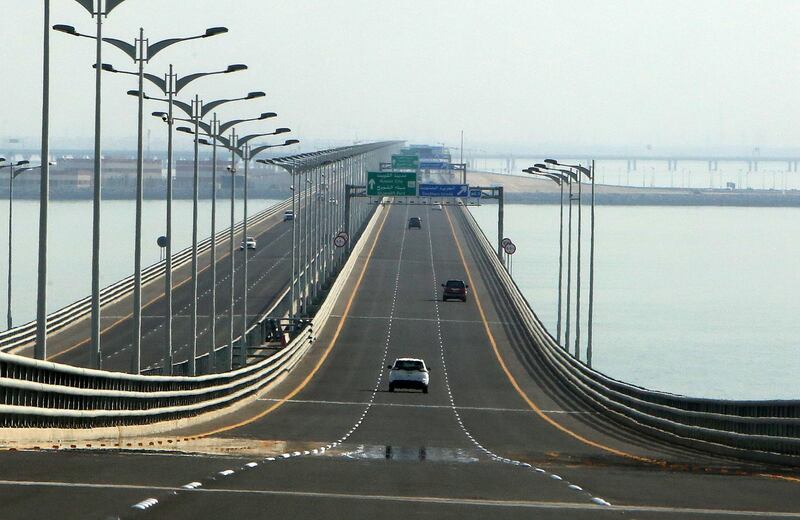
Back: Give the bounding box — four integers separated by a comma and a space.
2, 160, 30, 330
526, 167, 567, 345
227, 129, 237, 371
36, 0, 51, 361
164, 64, 175, 374
587, 160, 596, 367
55, 24, 229, 373
90, 4, 104, 369
209, 113, 219, 372
131, 27, 145, 375
543, 160, 593, 360
240, 143, 250, 367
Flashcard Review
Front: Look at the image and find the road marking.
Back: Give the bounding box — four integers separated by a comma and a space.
330, 314, 511, 325
42, 212, 290, 361
193, 203, 393, 437
254, 397, 597, 415
442, 207, 656, 466
0, 480, 797, 517
430, 207, 607, 506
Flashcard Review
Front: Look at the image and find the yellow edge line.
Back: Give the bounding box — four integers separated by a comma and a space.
38, 215, 286, 361
194, 204, 392, 438
442, 207, 657, 465
445, 207, 800, 482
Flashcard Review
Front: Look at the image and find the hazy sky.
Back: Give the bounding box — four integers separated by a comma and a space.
1, 1, 799, 154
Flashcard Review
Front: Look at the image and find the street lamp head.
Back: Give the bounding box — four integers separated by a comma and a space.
198, 138, 212, 146
246, 91, 266, 99
204, 27, 229, 37
52, 24, 77, 35
176, 126, 193, 134
0, 158, 5, 163
259, 112, 277, 119
534, 163, 549, 169
274, 127, 291, 135
284, 139, 300, 146
226, 64, 248, 73
100, 63, 116, 72
151, 111, 168, 120
16, 160, 30, 166
544, 159, 559, 165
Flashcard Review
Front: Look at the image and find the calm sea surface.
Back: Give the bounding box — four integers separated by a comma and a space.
0, 198, 281, 330
471, 203, 800, 400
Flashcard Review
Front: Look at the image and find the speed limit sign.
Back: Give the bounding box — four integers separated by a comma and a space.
334, 235, 347, 248
503, 242, 517, 255
501, 237, 512, 248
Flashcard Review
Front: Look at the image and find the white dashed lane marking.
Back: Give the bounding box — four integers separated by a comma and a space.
424, 207, 611, 507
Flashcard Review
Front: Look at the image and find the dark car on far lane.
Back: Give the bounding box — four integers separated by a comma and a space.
408, 217, 422, 229
442, 279, 469, 302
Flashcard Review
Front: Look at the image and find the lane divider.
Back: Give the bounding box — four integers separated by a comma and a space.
46, 212, 293, 362
443, 206, 654, 465
120, 203, 413, 515
428, 207, 610, 507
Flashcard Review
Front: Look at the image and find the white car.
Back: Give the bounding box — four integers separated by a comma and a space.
283, 210, 294, 221
387, 358, 430, 393
240, 236, 256, 250
432, 203, 443, 211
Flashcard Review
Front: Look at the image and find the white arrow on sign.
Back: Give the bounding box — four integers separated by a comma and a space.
368, 179, 376, 190
457, 185, 468, 196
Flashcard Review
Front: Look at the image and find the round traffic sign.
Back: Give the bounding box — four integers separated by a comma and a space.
157, 235, 168, 248
337, 231, 349, 240
334, 235, 347, 248
504, 242, 517, 255
501, 237, 512, 248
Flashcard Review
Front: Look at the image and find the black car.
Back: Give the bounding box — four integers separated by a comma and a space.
408, 217, 422, 229
442, 279, 469, 302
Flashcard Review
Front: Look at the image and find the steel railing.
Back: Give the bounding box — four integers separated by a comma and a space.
458, 205, 800, 466
0, 142, 396, 435
0, 199, 291, 355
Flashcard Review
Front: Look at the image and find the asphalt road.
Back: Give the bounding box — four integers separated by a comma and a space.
1, 202, 799, 519
11, 194, 354, 373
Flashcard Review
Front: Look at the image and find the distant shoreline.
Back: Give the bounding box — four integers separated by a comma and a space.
501, 190, 800, 207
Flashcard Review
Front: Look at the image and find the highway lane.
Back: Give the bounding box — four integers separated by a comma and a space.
48, 203, 295, 372
0, 201, 799, 519
11, 194, 342, 373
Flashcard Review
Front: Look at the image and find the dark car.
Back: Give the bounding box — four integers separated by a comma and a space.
442, 279, 469, 302
408, 217, 422, 229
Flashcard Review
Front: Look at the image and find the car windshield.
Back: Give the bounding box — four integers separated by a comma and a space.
410, 218, 420, 223
446, 280, 465, 288
394, 360, 424, 371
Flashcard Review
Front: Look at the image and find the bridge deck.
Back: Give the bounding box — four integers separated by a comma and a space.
0, 202, 798, 518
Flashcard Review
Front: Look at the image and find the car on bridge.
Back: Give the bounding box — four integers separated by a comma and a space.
240, 236, 256, 250
387, 358, 429, 393
283, 210, 294, 221
432, 203, 443, 211
408, 217, 422, 229
442, 279, 469, 302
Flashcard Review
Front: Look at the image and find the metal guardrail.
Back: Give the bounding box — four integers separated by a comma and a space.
459, 205, 800, 466
0, 199, 292, 355
0, 147, 391, 434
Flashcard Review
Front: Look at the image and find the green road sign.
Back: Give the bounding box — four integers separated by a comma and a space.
367, 171, 417, 196
391, 154, 419, 170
